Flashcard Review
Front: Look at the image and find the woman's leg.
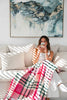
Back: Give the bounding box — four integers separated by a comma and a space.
53, 71, 67, 92
58, 83, 67, 92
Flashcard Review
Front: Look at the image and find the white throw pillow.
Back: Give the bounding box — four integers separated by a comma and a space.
8, 44, 35, 53
24, 46, 33, 67
59, 45, 67, 52
0, 45, 9, 53
8, 44, 35, 67
0, 45, 10, 69
24, 44, 35, 67
51, 45, 59, 58
0, 52, 25, 70
53, 52, 67, 71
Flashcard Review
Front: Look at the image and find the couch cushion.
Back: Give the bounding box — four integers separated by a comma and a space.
0, 52, 25, 70
59, 72, 67, 82
53, 52, 67, 71
0, 70, 25, 81
0, 81, 11, 99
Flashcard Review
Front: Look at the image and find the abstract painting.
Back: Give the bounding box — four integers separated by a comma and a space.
10, 0, 64, 37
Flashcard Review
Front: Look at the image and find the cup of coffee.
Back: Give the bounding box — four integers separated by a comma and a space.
40, 42, 45, 48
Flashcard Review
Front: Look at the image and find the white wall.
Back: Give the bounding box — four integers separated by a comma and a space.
0, 0, 67, 46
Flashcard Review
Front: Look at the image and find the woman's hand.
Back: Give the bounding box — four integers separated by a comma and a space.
38, 45, 47, 53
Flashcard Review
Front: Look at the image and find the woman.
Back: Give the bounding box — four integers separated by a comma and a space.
32, 36, 54, 100
32, 35, 53, 64
4, 36, 67, 100
32, 36, 67, 100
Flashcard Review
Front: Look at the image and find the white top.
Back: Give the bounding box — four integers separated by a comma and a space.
38, 51, 50, 62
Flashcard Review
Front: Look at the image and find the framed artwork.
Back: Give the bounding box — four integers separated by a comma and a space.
10, 0, 64, 38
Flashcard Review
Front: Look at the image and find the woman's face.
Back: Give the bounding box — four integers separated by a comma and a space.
41, 38, 48, 47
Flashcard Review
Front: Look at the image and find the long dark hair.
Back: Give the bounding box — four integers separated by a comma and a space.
38, 36, 51, 50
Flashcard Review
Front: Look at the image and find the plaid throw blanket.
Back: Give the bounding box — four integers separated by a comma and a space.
4, 60, 57, 100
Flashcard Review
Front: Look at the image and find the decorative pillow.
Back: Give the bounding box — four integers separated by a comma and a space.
53, 52, 67, 71
8, 44, 35, 53
0, 45, 9, 53
24, 46, 34, 67
8, 44, 35, 67
0, 52, 25, 70
59, 45, 67, 52
51, 45, 59, 58
63, 66, 67, 72
0, 45, 9, 69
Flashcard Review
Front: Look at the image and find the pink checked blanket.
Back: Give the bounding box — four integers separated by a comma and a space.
4, 60, 57, 100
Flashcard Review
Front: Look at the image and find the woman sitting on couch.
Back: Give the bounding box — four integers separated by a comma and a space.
32, 35, 67, 100
4, 36, 67, 100
32, 35, 53, 64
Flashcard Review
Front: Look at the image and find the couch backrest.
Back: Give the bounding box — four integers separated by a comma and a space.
0, 44, 67, 70
58, 45, 67, 52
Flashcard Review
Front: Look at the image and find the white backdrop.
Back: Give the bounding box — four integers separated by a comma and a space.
0, 0, 67, 46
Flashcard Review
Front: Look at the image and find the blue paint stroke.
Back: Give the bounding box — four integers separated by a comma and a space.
10, 0, 63, 37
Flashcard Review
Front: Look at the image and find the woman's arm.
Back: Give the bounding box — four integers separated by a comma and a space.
45, 51, 54, 61
32, 48, 40, 64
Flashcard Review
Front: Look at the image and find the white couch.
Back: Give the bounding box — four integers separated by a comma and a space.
0, 44, 67, 99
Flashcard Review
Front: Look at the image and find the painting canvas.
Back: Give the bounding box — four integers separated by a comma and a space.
10, 0, 64, 37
